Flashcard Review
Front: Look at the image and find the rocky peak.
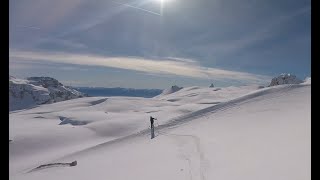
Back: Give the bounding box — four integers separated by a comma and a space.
10, 76, 86, 111
268, 73, 303, 87
27, 77, 63, 88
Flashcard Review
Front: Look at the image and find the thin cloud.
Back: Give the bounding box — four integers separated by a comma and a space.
9, 59, 88, 71
37, 38, 88, 49
10, 0, 85, 30
15, 25, 42, 30
10, 49, 270, 83
56, 0, 160, 37
194, 6, 311, 54
165, 57, 198, 64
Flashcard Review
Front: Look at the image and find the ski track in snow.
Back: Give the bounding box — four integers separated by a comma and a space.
157, 131, 207, 180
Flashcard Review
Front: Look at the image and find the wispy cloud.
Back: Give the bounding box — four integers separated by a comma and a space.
10, 0, 85, 30
10, 49, 270, 83
165, 57, 198, 64
56, 0, 161, 37
194, 6, 311, 54
36, 38, 88, 49
9, 59, 88, 71
15, 25, 42, 30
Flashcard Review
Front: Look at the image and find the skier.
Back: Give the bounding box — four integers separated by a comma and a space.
150, 116, 157, 139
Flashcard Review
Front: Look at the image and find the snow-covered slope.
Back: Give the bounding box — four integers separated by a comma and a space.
9, 76, 86, 111
155, 85, 264, 104
303, 77, 311, 84
9, 83, 310, 180
268, 73, 303, 86
156, 85, 183, 97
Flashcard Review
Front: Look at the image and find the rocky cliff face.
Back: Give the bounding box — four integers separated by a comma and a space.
268, 74, 303, 87
9, 76, 86, 111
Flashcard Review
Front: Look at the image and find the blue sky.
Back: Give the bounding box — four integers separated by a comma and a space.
9, 0, 310, 88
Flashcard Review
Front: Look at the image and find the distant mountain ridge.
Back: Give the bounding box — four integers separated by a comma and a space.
74, 87, 163, 98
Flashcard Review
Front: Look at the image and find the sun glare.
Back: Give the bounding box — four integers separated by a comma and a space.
154, 0, 171, 15
155, 0, 170, 3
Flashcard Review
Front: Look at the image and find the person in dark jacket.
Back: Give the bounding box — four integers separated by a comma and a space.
150, 116, 157, 139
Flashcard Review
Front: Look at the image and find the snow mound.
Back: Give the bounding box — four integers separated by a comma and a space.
268, 73, 303, 87
302, 77, 311, 84
156, 85, 183, 97
9, 76, 86, 111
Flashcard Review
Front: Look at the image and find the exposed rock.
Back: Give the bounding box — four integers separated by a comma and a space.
268, 73, 303, 87
9, 76, 86, 111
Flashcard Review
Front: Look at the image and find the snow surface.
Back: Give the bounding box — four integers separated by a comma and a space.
9, 84, 310, 180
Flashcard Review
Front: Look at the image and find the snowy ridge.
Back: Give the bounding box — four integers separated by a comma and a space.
154, 85, 264, 104
157, 84, 308, 130
9, 76, 86, 111
156, 85, 183, 97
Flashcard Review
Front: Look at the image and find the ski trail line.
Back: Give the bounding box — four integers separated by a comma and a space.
157, 132, 206, 180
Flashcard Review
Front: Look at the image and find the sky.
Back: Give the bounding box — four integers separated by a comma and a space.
9, 0, 311, 89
